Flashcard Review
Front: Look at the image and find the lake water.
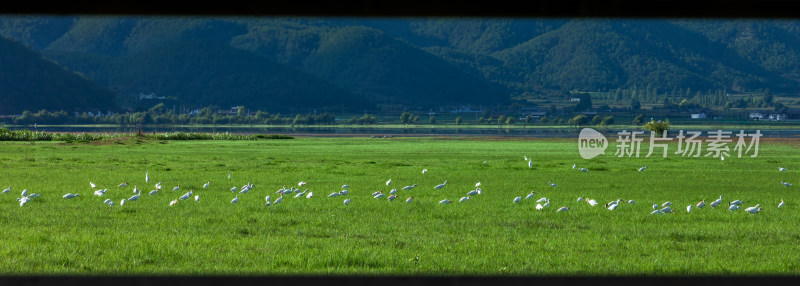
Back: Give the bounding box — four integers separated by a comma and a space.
9, 125, 800, 138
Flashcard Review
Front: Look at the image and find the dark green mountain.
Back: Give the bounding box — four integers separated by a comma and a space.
3, 16, 800, 113
44, 39, 369, 112
0, 36, 116, 114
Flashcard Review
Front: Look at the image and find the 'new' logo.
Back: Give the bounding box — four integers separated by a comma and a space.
578, 128, 607, 159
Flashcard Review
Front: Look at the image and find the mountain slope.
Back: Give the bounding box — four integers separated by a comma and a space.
44, 39, 369, 112
0, 36, 117, 114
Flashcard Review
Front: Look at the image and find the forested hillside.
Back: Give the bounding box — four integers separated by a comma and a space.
2, 16, 800, 113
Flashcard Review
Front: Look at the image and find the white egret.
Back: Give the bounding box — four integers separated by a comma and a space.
120, 199, 126, 206
475, 182, 481, 187
170, 199, 178, 206
467, 189, 480, 196
744, 204, 762, 214
62, 193, 79, 199
711, 196, 722, 207
405, 196, 414, 203
660, 206, 673, 213
608, 203, 619, 211
194, 195, 199, 202
661, 201, 672, 207
579, 168, 588, 172
149, 189, 158, 196
340, 190, 348, 196
179, 192, 191, 200
265, 195, 272, 204
402, 184, 417, 190
274, 195, 283, 205
19, 197, 29, 207
459, 196, 470, 203
556, 206, 570, 212
231, 196, 239, 204
1, 186, 9, 194
721, 155, 725, 161
536, 197, 547, 203
686, 205, 692, 213
652, 203, 658, 210
543, 199, 550, 208
778, 199, 785, 208
586, 198, 598, 207
21, 189, 28, 197
536, 203, 544, 210
155, 182, 162, 190
371, 190, 382, 197
728, 204, 740, 211
294, 190, 307, 198
525, 192, 536, 200
386, 179, 392, 186
548, 182, 557, 187
745, 206, 763, 214
328, 192, 340, 198
118, 182, 127, 187
781, 181, 791, 187
172, 185, 180, 192
434, 181, 448, 190
572, 163, 576, 169
374, 192, 386, 199
106, 200, 114, 207
129, 192, 140, 202
342, 184, 350, 189
94, 190, 106, 196
729, 200, 743, 206
650, 209, 663, 215
422, 169, 427, 174
389, 188, 397, 195
203, 182, 210, 188
133, 186, 138, 194
298, 181, 307, 187
524, 155, 528, 161
103, 198, 111, 204
227, 171, 231, 179
388, 194, 398, 201
696, 200, 706, 208
27, 193, 40, 199
577, 197, 583, 202
528, 160, 533, 169
638, 166, 647, 172
779, 167, 788, 171
513, 196, 522, 203
439, 199, 451, 204
145, 171, 149, 183
344, 198, 351, 205
305, 192, 313, 199
89, 182, 96, 189
627, 200, 636, 204
239, 187, 250, 194
230, 186, 237, 193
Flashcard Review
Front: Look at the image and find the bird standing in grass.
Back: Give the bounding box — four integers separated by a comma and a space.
62, 193, 79, 199
579, 168, 588, 172
513, 196, 522, 203
194, 195, 199, 202
170, 199, 178, 206
434, 181, 448, 190
344, 198, 351, 205
779, 167, 788, 171
386, 179, 391, 186
781, 181, 791, 187
459, 196, 470, 203
231, 196, 239, 204
778, 199, 785, 208
585, 198, 598, 207
89, 182, 95, 189
405, 196, 413, 203
697, 200, 705, 209
402, 184, 417, 190
118, 182, 127, 188
638, 166, 647, 172
711, 196, 722, 208
145, 171, 149, 183
422, 169, 427, 174
556, 206, 569, 212
203, 182, 210, 189
525, 191, 536, 200
728, 204, 740, 211
439, 199, 451, 204
686, 205, 692, 213
548, 182, 557, 187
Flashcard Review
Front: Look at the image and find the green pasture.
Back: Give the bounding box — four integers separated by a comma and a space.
0, 136, 798, 275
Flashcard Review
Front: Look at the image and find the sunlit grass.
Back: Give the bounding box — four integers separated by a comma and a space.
0, 137, 798, 275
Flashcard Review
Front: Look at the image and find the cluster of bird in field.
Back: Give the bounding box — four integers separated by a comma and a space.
2, 158, 794, 215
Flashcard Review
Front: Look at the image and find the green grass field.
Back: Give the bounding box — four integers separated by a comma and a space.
1, 136, 799, 275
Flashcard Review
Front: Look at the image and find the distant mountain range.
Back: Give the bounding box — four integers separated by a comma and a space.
2, 16, 800, 113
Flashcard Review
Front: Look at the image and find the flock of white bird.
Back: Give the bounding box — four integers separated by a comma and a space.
2, 157, 793, 216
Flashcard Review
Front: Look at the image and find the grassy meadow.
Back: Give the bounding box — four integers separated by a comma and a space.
0, 135, 799, 275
